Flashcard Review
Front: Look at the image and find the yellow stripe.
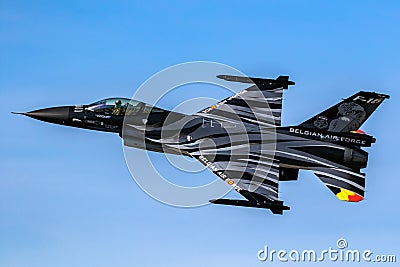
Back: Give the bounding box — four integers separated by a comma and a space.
336, 188, 356, 201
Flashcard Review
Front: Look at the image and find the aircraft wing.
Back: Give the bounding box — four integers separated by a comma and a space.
190, 151, 289, 214
195, 75, 294, 127
189, 146, 280, 200
188, 75, 295, 214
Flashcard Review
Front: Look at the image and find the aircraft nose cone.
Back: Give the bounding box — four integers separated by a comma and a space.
24, 106, 71, 124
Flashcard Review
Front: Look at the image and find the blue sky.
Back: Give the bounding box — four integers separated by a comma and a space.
1, 1, 400, 266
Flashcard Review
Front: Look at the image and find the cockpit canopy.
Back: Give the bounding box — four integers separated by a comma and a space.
87, 98, 164, 116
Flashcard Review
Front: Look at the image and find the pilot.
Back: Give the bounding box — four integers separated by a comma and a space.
112, 100, 123, 115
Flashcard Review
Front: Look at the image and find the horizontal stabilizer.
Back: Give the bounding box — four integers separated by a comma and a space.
312, 167, 365, 202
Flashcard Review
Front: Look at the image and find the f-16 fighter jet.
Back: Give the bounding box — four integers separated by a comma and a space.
14, 75, 389, 214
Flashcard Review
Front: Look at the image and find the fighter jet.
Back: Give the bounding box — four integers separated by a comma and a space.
14, 75, 389, 214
